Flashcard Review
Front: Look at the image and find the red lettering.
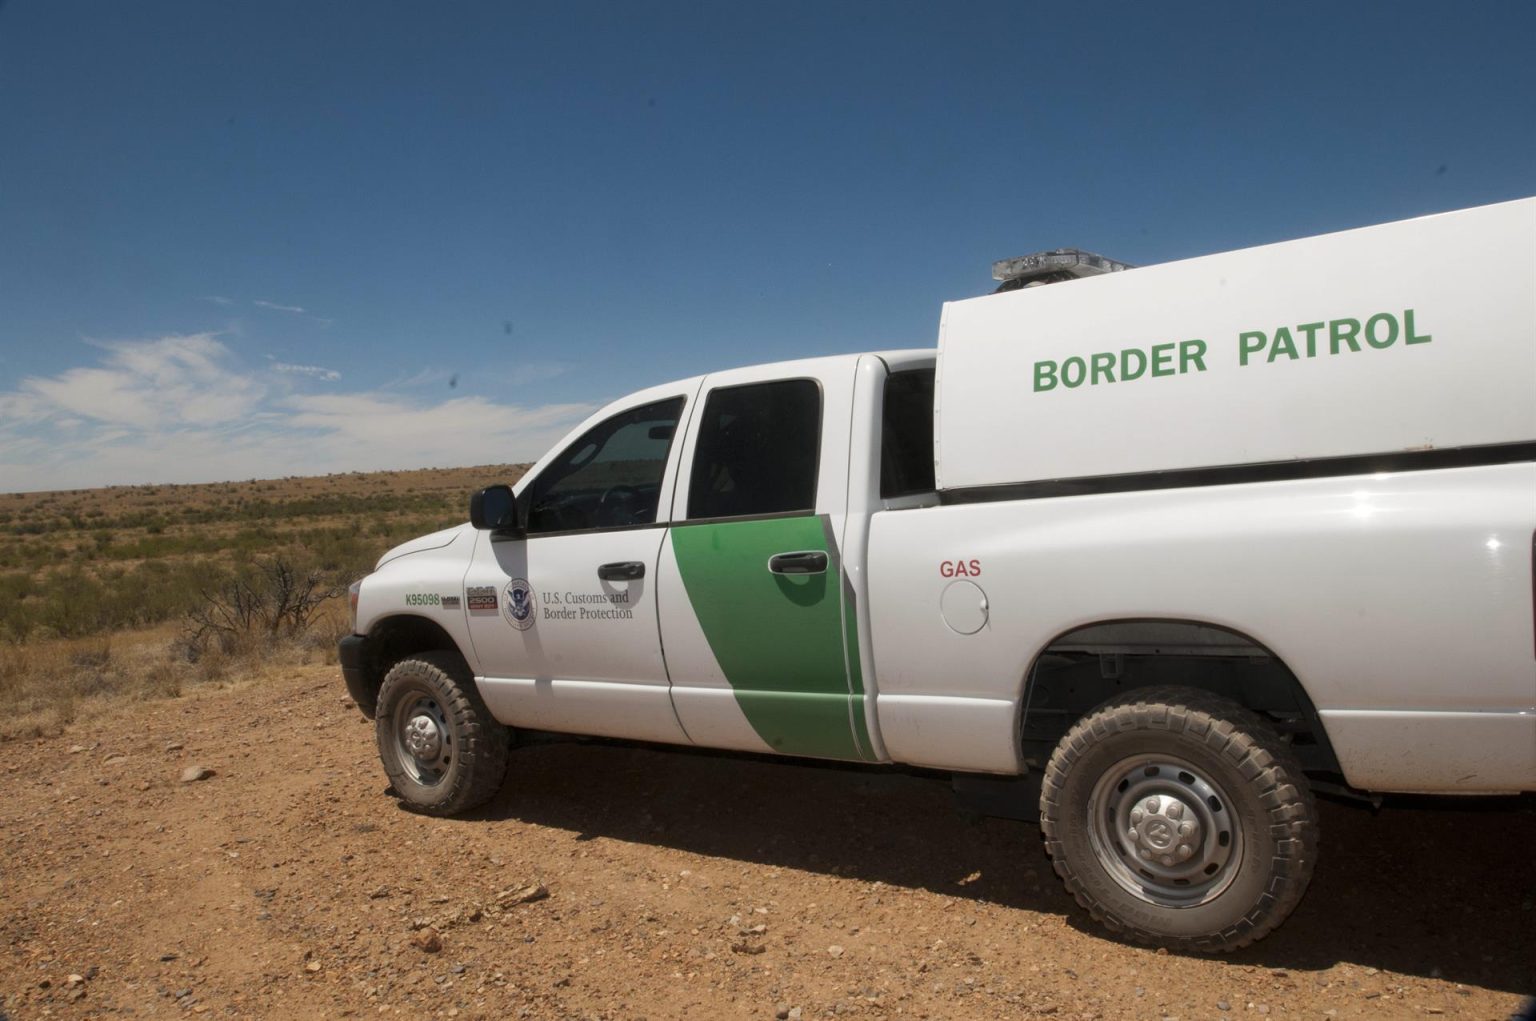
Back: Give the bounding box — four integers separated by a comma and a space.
969, 559, 982, 577
941, 559, 983, 578
940, 561, 955, 578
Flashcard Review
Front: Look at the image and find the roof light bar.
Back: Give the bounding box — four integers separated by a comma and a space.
991, 248, 1133, 292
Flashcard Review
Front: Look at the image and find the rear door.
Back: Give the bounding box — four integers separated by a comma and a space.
657, 359, 876, 761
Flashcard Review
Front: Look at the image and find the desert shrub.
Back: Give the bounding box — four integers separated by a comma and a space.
0, 560, 229, 642
184, 556, 342, 656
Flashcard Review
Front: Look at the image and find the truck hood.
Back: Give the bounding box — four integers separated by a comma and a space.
375, 523, 472, 569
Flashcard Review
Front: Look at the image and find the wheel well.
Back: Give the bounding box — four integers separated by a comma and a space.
1018, 619, 1343, 779
353, 615, 468, 717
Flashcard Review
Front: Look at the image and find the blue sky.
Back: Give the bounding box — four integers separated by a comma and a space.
2, 2, 1533, 492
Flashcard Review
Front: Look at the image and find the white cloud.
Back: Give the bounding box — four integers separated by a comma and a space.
0, 334, 596, 492
253, 299, 306, 314
382, 361, 572, 391
22, 334, 262, 429
272, 361, 342, 382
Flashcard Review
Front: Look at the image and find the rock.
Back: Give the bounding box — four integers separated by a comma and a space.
136, 780, 152, 792
412, 928, 443, 953
776, 1005, 791, 1020
102, 753, 128, 766
367, 885, 391, 899
66, 974, 85, 986
68, 745, 87, 754
1217, 1001, 1230, 1012
788, 1009, 803, 1021
165, 741, 184, 752
497, 883, 549, 906
304, 961, 321, 973
180, 765, 214, 783
827, 945, 845, 958
730, 942, 766, 955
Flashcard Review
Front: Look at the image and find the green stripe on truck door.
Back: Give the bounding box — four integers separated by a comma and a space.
671, 515, 872, 761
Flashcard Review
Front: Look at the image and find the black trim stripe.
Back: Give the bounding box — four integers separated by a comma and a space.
939, 441, 1536, 505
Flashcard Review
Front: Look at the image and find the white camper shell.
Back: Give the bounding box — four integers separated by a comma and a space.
936, 197, 1536, 492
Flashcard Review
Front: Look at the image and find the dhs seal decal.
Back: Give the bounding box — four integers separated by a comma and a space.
504, 578, 536, 631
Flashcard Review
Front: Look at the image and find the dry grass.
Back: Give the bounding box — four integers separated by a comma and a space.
0, 463, 530, 741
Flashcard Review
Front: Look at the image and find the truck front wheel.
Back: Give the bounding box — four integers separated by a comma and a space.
1040, 687, 1316, 952
375, 651, 510, 816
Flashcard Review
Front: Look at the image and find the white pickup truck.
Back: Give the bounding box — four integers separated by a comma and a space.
340, 197, 1536, 951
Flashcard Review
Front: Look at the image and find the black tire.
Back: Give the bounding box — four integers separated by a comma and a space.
374, 651, 510, 816
1039, 686, 1317, 952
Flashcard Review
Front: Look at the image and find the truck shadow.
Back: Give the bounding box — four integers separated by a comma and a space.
469, 739, 1535, 996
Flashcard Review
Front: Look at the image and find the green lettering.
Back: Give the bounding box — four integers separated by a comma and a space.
1179, 339, 1207, 373
1269, 327, 1298, 362
1150, 343, 1175, 377
1238, 331, 1266, 367
1061, 356, 1087, 388
1330, 318, 1361, 354
1365, 312, 1399, 349
1405, 308, 1431, 345
1267, 329, 1298, 363
1296, 322, 1324, 358
1090, 352, 1116, 385
1033, 361, 1058, 392
1121, 347, 1147, 381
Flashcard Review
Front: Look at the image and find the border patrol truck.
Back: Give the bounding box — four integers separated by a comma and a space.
339, 197, 1536, 951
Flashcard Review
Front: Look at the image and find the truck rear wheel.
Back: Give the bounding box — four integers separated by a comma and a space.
1039, 686, 1316, 952
375, 651, 510, 816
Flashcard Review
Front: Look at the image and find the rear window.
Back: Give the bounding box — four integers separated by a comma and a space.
880, 368, 936, 498
688, 379, 821, 519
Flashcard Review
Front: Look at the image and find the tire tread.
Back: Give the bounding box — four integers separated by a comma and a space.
1039, 685, 1317, 953
375, 650, 510, 817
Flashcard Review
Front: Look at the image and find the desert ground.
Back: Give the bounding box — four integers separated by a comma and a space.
2, 665, 1533, 1020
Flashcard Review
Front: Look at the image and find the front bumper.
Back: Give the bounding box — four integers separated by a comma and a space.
338, 634, 377, 719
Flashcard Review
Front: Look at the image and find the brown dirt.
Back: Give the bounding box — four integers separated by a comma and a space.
2, 668, 1532, 1020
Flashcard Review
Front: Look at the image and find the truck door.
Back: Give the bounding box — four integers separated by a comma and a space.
463, 387, 695, 744
657, 364, 876, 761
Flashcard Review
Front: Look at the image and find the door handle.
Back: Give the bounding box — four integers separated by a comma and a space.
767, 551, 828, 575
597, 561, 646, 581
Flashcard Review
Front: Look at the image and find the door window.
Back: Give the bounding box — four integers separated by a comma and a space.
687, 379, 821, 520
525, 397, 685, 534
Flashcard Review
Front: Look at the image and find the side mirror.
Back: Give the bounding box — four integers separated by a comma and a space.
469, 485, 521, 534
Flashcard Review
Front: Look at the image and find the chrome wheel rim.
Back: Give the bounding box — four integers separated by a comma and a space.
1086, 753, 1243, 907
394, 692, 453, 787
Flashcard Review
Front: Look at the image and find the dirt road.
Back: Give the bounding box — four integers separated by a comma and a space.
3, 668, 1532, 1019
